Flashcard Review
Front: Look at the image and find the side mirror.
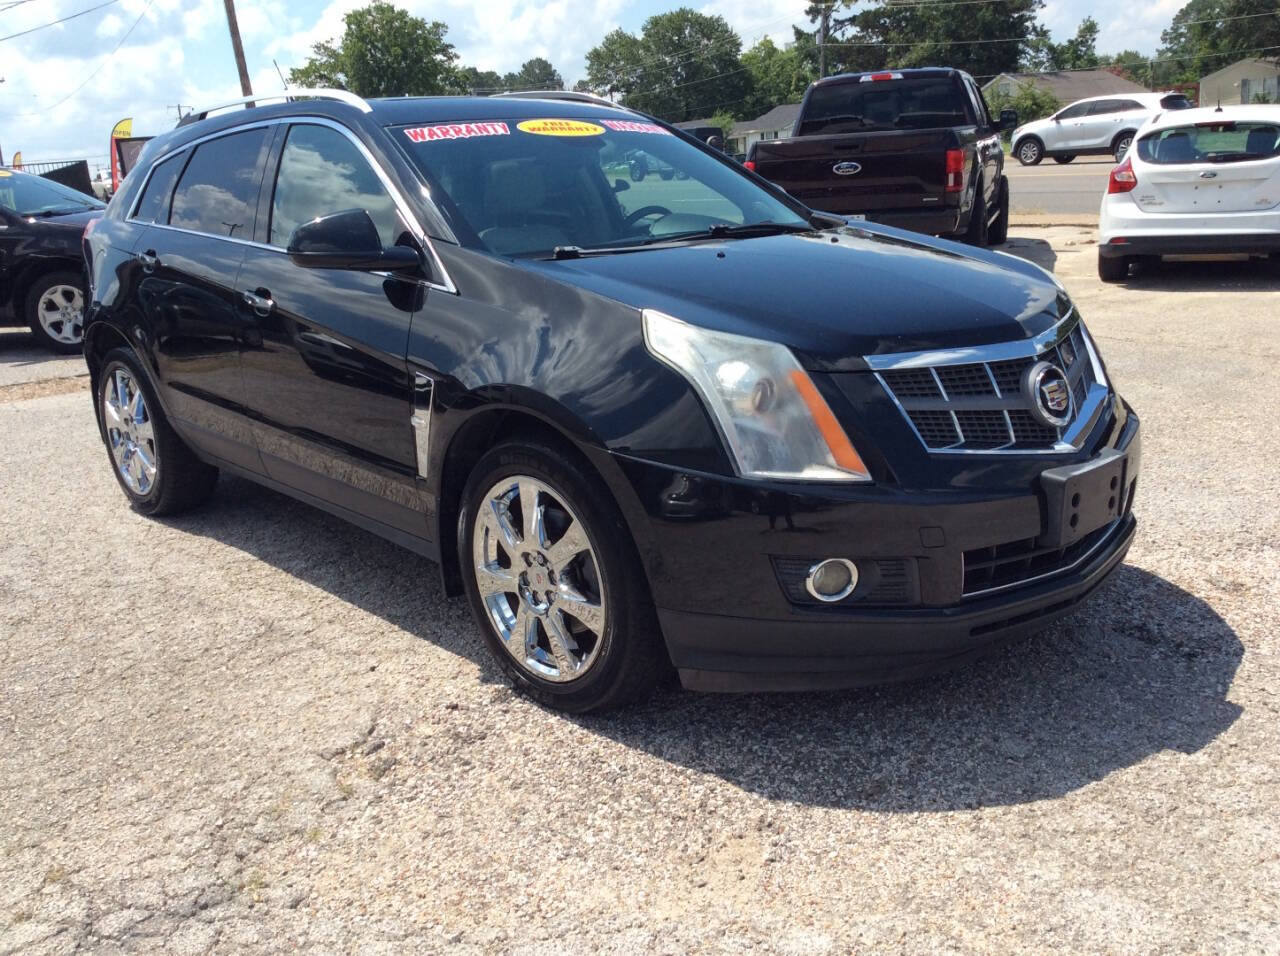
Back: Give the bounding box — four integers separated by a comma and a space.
613, 178, 630, 193
998, 109, 1018, 132
287, 209, 420, 271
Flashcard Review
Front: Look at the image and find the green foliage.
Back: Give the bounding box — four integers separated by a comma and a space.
1152, 0, 1280, 87
1098, 50, 1152, 86
709, 110, 738, 138
1026, 16, 1100, 71
288, 1, 457, 97
585, 9, 748, 121
503, 57, 564, 92
740, 38, 810, 119
455, 66, 503, 94
985, 81, 1060, 131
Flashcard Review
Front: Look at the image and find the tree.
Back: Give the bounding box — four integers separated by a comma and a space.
288, 1, 457, 97
1026, 16, 1100, 71
1098, 49, 1151, 86
455, 66, 504, 94
985, 81, 1059, 131
1158, 0, 1280, 87
799, 0, 1043, 80
585, 9, 749, 121
503, 57, 564, 91
740, 38, 810, 118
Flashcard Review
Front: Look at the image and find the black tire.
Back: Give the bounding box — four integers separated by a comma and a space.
458, 438, 667, 713
987, 175, 1010, 246
1015, 138, 1043, 166
1053, 155, 1076, 164
95, 348, 218, 516
25, 269, 86, 354
963, 177, 989, 246
658, 168, 674, 181
1113, 133, 1135, 163
629, 161, 646, 182
1098, 252, 1130, 283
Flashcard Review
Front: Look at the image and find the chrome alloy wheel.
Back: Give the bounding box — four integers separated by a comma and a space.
472, 475, 607, 683
1018, 140, 1040, 165
37, 284, 85, 345
100, 368, 158, 495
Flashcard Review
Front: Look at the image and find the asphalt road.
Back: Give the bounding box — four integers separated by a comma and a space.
1007, 156, 1113, 218
2, 230, 1278, 952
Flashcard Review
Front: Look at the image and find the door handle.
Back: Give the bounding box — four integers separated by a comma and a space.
242, 290, 274, 317
137, 250, 158, 272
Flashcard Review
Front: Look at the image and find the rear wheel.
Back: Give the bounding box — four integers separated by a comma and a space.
1016, 138, 1043, 166
1053, 155, 1076, 164
458, 439, 666, 713
25, 270, 86, 354
987, 176, 1010, 246
95, 348, 218, 515
1113, 133, 1135, 163
1098, 252, 1131, 283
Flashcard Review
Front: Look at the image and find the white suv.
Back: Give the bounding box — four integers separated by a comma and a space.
1011, 91, 1192, 166
1097, 104, 1280, 281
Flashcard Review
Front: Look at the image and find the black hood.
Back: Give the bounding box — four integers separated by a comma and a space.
518, 223, 1068, 367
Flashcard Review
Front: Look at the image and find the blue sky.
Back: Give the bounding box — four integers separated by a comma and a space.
0, 0, 1187, 170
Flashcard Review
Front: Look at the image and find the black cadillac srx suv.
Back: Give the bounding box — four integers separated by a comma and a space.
83, 90, 1140, 713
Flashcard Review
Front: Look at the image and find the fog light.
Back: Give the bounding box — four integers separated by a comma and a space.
805, 558, 859, 602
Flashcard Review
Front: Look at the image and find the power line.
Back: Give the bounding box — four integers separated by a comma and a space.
0, 0, 121, 43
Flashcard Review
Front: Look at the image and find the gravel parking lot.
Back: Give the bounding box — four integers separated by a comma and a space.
2, 228, 1278, 954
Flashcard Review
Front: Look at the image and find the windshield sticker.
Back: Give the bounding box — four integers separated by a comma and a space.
0, 170, 10, 177
516, 119, 605, 137
600, 120, 671, 136
403, 122, 510, 143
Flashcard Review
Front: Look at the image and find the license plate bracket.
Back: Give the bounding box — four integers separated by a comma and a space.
1038, 448, 1128, 549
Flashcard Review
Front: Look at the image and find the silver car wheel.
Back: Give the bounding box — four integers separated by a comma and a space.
472, 475, 606, 683
100, 368, 158, 495
1018, 141, 1040, 165
36, 284, 85, 345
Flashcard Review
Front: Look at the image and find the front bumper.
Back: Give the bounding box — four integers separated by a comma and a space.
614, 403, 1140, 693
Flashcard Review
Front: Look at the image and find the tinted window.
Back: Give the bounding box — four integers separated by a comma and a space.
1058, 102, 1092, 120
270, 124, 403, 248
1137, 122, 1280, 164
169, 128, 268, 238
0, 170, 103, 216
1115, 100, 1145, 112
798, 77, 968, 135
1087, 100, 1121, 116
1161, 94, 1193, 110
396, 117, 806, 257
132, 153, 184, 223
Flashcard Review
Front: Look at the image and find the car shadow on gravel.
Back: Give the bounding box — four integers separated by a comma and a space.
174, 477, 1242, 812
995, 236, 1057, 274
1117, 256, 1280, 292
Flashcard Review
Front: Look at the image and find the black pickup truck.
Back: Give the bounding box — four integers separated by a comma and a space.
746, 68, 1017, 245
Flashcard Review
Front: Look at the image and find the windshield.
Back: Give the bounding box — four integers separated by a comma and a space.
0, 170, 105, 216
394, 117, 810, 257
797, 77, 968, 136
1137, 121, 1280, 164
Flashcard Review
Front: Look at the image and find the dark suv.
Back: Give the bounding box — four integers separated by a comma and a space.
83, 90, 1140, 713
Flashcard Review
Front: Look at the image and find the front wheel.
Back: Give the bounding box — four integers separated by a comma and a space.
26, 270, 86, 354
1016, 138, 1043, 166
458, 439, 666, 713
96, 348, 218, 515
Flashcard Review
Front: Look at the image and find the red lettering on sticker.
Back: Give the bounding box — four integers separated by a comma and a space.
601, 120, 671, 135
403, 122, 510, 143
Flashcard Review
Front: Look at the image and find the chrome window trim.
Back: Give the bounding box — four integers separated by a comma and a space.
871, 309, 1111, 456
125, 115, 458, 296
961, 517, 1124, 600
409, 371, 435, 479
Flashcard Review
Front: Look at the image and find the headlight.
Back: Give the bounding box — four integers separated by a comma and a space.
643, 309, 871, 482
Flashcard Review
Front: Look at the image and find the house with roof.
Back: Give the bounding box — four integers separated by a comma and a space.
726, 103, 803, 157
981, 69, 1148, 106
1199, 58, 1280, 106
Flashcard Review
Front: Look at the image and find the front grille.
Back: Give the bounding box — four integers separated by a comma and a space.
962, 519, 1119, 597
877, 320, 1100, 452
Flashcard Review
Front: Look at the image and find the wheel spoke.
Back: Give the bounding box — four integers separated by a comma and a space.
126, 387, 143, 423
506, 604, 536, 664
518, 479, 544, 549
102, 396, 123, 429
546, 518, 589, 573
556, 587, 604, 635
114, 370, 129, 414
543, 610, 580, 677
134, 443, 157, 479
482, 499, 521, 552
133, 417, 154, 444
475, 562, 516, 599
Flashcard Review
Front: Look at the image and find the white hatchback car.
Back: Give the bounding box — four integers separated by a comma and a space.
1097, 105, 1280, 281
1011, 91, 1192, 166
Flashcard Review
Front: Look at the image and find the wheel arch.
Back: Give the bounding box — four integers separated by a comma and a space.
433, 400, 660, 609
1112, 128, 1137, 151
9, 256, 84, 317
1013, 133, 1043, 155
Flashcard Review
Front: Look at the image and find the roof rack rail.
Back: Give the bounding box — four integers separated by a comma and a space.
492, 90, 624, 110
177, 88, 372, 127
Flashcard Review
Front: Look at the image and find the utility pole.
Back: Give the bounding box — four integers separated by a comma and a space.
818, 4, 829, 80
223, 0, 254, 99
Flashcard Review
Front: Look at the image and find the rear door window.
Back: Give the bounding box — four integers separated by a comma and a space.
1057, 102, 1092, 120
1087, 100, 1122, 116
132, 152, 184, 223
1137, 122, 1280, 164
169, 127, 269, 238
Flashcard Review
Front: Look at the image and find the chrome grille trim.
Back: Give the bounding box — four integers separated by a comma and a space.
872, 311, 1111, 455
